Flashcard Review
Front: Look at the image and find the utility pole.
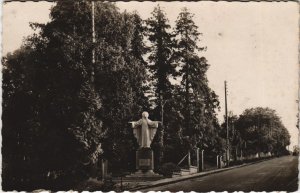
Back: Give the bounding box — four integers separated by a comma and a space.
91, 1, 95, 83
91, 1, 106, 180
225, 81, 229, 166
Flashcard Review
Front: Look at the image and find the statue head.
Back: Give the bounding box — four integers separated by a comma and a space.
142, 111, 149, 119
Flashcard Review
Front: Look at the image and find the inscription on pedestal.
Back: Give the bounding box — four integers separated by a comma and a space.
136, 148, 154, 171
139, 159, 151, 166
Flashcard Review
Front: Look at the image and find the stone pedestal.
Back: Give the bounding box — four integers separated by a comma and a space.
136, 148, 154, 173
125, 147, 163, 181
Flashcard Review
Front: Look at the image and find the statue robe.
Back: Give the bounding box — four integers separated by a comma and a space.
132, 117, 159, 148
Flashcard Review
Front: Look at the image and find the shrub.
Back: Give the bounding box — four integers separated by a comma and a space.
159, 162, 180, 177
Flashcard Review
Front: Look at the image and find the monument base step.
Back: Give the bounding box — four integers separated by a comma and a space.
173, 166, 199, 176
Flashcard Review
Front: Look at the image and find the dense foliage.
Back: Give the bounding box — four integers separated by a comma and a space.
221, 108, 291, 160
236, 107, 290, 156
91, 2, 149, 174
3, 1, 104, 189
3, 2, 148, 190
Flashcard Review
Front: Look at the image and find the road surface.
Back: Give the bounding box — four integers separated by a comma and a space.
140, 156, 298, 192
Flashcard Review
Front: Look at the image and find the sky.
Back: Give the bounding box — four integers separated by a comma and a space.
2, 1, 299, 147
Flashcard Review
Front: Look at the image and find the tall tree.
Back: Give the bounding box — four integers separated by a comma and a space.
129, 12, 150, 111
146, 5, 176, 166
174, 8, 220, 152
146, 5, 175, 109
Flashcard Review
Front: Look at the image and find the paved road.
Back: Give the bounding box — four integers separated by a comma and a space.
141, 156, 298, 192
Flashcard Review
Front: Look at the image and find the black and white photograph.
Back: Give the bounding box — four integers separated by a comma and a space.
2, 0, 299, 192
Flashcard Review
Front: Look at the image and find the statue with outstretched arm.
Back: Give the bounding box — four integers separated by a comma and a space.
129, 112, 160, 148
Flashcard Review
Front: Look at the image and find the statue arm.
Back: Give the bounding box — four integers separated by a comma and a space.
147, 119, 159, 129
129, 119, 143, 128
134, 119, 143, 128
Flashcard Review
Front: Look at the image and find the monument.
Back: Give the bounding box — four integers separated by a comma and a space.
128, 111, 162, 178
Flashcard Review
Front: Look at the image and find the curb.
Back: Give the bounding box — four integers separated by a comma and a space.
128, 157, 274, 191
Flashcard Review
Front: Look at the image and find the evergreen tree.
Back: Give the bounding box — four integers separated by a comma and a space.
146, 5, 177, 166
146, 5, 175, 109
174, 8, 220, 152
129, 12, 150, 111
